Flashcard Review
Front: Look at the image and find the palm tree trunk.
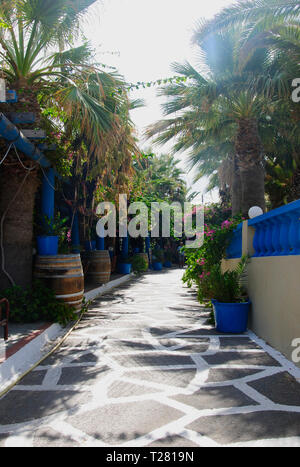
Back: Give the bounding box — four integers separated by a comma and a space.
288, 167, 300, 202
0, 161, 40, 289
231, 156, 242, 215
0, 85, 42, 290
236, 118, 266, 217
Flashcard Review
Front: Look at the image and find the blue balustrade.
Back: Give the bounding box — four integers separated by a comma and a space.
249, 199, 300, 257
226, 223, 243, 259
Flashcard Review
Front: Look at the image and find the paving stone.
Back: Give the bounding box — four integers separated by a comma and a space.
147, 434, 199, 447
158, 338, 210, 349
57, 365, 110, 386
33, 426, 80, 447
107, 380, 161, 398
187, 411, 300, 444
206, 368, 263, 383
125, 368, 197, 388
16, 370, 47, 386
66, 400, 184, 444
70, 352, 99, 364
203, 351, 281, 367
0, 390, 87, 425
172, 386, 259, 410
219, 337, 262, 350
114, 353, 193, 368
248, 372, 300, 406
149, 326, 189, 336
102, 340, 156, 353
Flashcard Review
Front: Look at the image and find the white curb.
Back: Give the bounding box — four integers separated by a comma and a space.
0, 273, 134, 394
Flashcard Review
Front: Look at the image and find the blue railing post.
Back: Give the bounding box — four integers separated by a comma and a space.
249, 199, 300, 257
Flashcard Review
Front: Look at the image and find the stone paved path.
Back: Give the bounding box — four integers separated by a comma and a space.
1, 269, 300, 447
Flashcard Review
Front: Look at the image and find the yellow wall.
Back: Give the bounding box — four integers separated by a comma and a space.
222, 223, 300, 366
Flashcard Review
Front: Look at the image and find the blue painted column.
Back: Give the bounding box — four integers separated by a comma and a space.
96, 223, 105, 250
122, 235, 129, 258
96, 236, 105, 251
145, 233, 151, 254
41, 168, 55, 221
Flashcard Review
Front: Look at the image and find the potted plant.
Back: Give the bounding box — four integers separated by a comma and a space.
152, 248, 164, 271
117, 256, 132, 275
163, 250, 173, 268
210, 256, 251, 333
36, 213, 68, 256
131, 254, 148, 274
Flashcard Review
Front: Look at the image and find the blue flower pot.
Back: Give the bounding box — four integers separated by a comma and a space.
133, 248, 140, 254
85, 240, 96, 251
37, 236, 58, 256
152, 262, 163, 271
118, 263, 132, 275
163, 261, 172, 268
212, 300, 251, 334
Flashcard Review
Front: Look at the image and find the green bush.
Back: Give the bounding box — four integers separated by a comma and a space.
131, 255, 148, 274
0, 280, 77, 326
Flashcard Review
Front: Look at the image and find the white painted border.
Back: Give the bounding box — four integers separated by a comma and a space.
84, 273, 134, 302
0, 273, 135, 393
0, 323, 64, 392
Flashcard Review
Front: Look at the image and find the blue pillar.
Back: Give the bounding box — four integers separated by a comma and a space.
122, 235, 129, 258
71, 212, 80, 252
41, 168, 55, 220
96, 223, 105, 250
145, 233, 151, 253
96, 236, 105, 251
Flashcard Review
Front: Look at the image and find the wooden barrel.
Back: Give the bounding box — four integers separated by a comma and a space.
86, 250, 111, 284
137, 253, 149, 268
34, 254, 84, 312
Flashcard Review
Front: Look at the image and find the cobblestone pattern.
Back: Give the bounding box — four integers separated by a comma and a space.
0, 270, 300, 447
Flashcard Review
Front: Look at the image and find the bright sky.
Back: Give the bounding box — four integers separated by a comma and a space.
83, 0, 233, 202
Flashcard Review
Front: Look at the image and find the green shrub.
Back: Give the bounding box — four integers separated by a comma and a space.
131, 255, 148, 274
206, 256, 249, 303
0, 280, 77, 326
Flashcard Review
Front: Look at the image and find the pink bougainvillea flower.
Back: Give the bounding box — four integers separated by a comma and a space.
221, 220, 233, 229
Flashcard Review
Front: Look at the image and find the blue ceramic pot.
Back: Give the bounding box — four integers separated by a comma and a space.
152, 262, 163, 271
37, 236, 58, 256
212, 299, 251, 334
118, 263, 132, 275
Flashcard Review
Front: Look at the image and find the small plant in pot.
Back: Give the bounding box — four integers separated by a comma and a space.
152, 248, 164, 271
163, 250, 173, 268
36, 213, 68, 256
209, 255, 251, 334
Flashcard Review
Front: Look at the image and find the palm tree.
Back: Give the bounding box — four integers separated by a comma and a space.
0, 0, 135, 288
146, 30, 273, 216
193, 0, 300, 206
132, 152, 188, 205
193, 0, 300, 45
